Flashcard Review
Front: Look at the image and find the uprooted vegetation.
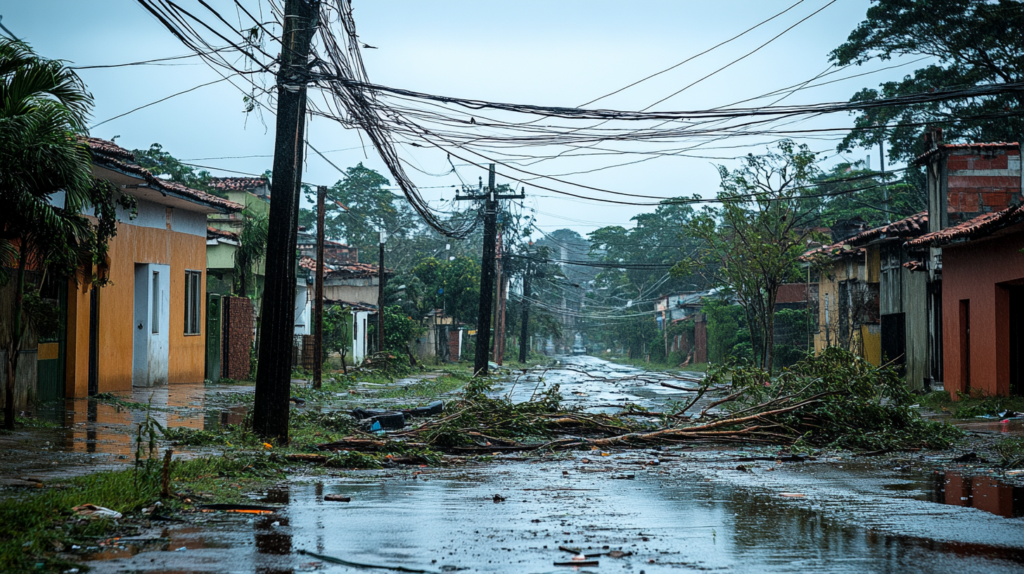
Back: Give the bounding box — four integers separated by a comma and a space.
309, 348, 962, 461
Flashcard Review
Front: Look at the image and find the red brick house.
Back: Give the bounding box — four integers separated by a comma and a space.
908, 136, 1024, 398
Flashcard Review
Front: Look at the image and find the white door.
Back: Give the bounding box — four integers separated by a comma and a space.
132, 264, 170, 386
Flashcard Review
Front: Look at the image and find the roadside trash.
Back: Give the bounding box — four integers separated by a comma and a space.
1006, 470, 1024, 476
608, 550, 631, 558
271, 521, 280, 527
72, 505, 122, 519
174, 546, 187, 552
371, 421, 382, 433
554, 560, 599, 567
263, 442, 273, 449
352, 409, 406, 430
199, 504, 277, 514
324, 495, 351, 502
572, 554, 587, 561
493, 494, 506, 503
611, 474, 635, 480
780, 493, 805, 498
404, 400, 443, 418
290, 396, 306, 405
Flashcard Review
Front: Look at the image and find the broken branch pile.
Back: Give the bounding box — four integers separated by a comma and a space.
314, 349, 961, 459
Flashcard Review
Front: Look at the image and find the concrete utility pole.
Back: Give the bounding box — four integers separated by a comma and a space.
377, 231, 386, 354
456, 164, 524, 376
252, 0, 316, 443
880, 140, 889, 223
518, 260, 532, 363
493, 228, 504, 365
313, 185, 326, 389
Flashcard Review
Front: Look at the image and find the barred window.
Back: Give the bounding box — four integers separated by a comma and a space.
185, 270, 202, 335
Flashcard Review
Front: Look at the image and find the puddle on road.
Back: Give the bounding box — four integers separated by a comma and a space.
888, 472, 1024, 518
82, 463, 1024, 574
28, 383, 253, 462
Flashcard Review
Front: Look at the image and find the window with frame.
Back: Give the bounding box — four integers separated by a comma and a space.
185, 270, 202, 335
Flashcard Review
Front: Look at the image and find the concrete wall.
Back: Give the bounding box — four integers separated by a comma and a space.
941, 227, 1024, 397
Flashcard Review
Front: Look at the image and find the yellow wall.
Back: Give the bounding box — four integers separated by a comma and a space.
811, 249, 880, 362
66, 221, 207, 397
861, 324, 881, 366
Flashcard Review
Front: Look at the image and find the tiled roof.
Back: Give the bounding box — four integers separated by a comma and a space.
299, 256, 391, 278
905, 203, 1024, 249
207, 226, 238, 241
208, 177, 269, 191
81, 137, 242, 213
913, 142, 1019, 165
801, 212, 927, 261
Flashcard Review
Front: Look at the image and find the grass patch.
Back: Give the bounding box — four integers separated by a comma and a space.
919, 392, 1024, 419
375, 371, 471, 400
0, 453, 284, 573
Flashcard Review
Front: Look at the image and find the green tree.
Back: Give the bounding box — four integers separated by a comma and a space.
0, 39, 129, 428
234, 208, 268, 299
809, 162, 925, 228
322, 304, 352, 373
832, 0, 1024, 163
412, 256, 481, 325
304, 164, 417, 262
132, 143, 226, 198
674, 141, 818, 372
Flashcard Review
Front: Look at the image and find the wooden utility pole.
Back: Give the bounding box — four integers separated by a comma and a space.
313, 185, 326, 389
252, 0, 316, 442
518, 260, 532, 363
377, 232, 386, 355
492, 228, 503, 365
456, 165, 524, 376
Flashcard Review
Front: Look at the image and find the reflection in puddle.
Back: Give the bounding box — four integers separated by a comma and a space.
933, 472, 1024, 518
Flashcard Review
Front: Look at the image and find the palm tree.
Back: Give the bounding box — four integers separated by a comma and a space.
0, 39, 121, 429
234, 208, 269, 299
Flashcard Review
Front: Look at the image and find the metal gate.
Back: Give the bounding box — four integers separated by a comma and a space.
205, 293, 222, 382
36, 277, 66, 401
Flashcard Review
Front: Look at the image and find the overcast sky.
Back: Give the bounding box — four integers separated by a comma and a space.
4, 1, 922, 241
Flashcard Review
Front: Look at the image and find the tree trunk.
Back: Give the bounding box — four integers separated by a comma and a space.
5, 246, 28, 430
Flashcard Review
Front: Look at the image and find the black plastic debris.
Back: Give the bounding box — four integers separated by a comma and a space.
404, 400, 443, 418
351, 409, 406, 430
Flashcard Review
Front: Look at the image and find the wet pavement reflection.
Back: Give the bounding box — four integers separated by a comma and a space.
84, 460, 1024, 573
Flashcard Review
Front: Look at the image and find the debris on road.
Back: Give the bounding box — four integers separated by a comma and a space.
71, 505, 121, 519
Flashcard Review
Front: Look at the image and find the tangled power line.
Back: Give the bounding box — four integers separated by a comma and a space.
136, 0, 1024, 237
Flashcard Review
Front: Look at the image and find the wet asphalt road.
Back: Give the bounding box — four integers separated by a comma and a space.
66, 355, 1024, 573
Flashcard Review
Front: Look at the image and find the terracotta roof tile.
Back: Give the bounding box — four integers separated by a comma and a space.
801, 212, 927, 261
81, 137, 243, 213
207, 226, 238, 241
906, 203, 1024, 249
209, 177, 269, 191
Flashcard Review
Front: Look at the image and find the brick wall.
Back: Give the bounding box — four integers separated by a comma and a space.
222, 296, 254, 381
694, 314, 708, 364
447, 329, 460, 362
946, 149, 1022, 225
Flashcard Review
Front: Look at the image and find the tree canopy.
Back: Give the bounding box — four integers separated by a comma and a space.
832, 0, 1024, 163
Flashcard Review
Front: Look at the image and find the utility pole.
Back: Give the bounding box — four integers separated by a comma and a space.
313, 185, 326, 389
492, 226, 504, 365
880, 140, 889, 223
518, 260, 532, 363
377, 230, 386, 355
456, 164, 524, 376
252, 0, 316, 443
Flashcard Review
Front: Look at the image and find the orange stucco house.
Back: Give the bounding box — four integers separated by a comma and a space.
62, 139, 241, 397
